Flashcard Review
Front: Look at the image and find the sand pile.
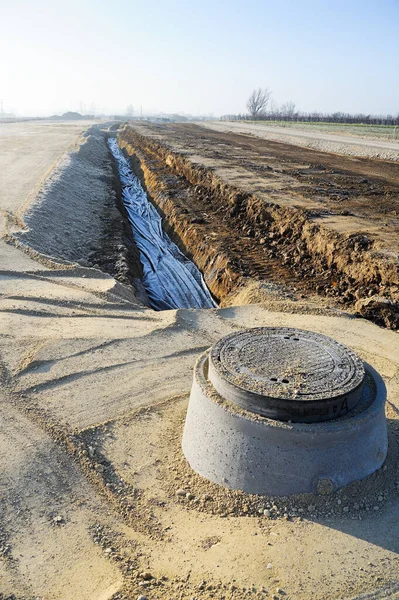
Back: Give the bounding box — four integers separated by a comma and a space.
14, 125, 116, 264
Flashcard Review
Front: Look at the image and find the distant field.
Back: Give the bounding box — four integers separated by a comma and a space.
242, 120, 399, 141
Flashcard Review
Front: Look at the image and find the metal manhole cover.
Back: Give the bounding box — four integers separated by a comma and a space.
208, 327, 365, 422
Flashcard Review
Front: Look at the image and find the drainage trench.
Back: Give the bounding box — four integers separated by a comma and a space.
108, 138, 216, 310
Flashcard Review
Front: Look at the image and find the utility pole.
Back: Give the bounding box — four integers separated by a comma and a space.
140, 104, 142, 119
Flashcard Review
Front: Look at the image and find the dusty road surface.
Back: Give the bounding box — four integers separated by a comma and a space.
0, 120, 99, 214
0, 120, 101, 271
203, 121, 399, 162
0, 120, 398, 600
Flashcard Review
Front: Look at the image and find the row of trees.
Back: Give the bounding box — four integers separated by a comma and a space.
221, 88, 399, 126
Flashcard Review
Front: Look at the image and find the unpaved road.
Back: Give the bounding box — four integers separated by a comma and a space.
203, 121, 399, 161
0, 121, 398, 600
0, 120, 98, 272
0, 120, 96, 216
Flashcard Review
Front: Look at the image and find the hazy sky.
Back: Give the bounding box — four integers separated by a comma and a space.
1, 0, 398, 117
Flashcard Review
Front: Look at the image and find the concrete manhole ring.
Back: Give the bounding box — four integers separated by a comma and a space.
183, 327, 388, 496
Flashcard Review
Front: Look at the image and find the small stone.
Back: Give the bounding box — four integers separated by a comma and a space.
316, 477, 335, 495
77, 259, 91, 268
276, 588, 286, 595
266, 562, 273, 569
104, 547, 112, 554
378, 495, 383, 502
373, 505, 379, 511
140, 571, 153, 581
263, 509, 271, 517
354, 503, 360, 510
307, 505, 315, 512
186, 493, 195, 501
137, 596, 147, 600
176, 489, 187, 497
343, 506, 349, 513
337, 499, 342, 505
53, 515, 64, 524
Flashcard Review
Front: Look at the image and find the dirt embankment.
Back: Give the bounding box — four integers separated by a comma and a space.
118, 126, 399, 329
9, 125, 148, 302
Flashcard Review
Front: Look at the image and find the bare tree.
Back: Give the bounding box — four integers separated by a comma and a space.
246, 88, 272, 118
268, 99, 280, 116
280, 101, 296, 117
221, 107, 399, 127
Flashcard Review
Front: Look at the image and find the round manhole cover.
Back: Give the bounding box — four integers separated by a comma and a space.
208, 327, 365, 422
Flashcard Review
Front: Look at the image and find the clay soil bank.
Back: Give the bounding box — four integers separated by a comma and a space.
118, 123, 399, 329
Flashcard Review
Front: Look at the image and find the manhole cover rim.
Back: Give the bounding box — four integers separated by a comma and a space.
209, 327, 365, 407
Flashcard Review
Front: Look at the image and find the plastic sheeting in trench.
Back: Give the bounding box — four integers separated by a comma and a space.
108, 138, 216, 310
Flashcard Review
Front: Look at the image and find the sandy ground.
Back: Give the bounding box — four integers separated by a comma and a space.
13, 125, 115, 263
0, 121, 398, 600
0, 120, 100, 271
203, 121, 399, 162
